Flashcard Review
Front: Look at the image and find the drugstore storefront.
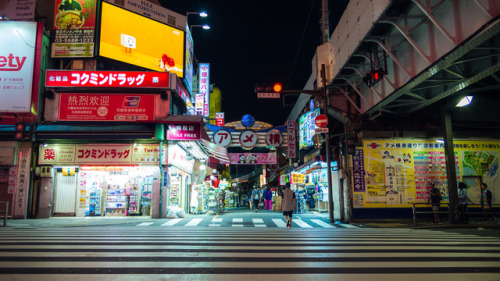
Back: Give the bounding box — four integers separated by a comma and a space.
38, 143, 164, 217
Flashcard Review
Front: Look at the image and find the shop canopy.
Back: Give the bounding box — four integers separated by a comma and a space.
161, 115, 230, 163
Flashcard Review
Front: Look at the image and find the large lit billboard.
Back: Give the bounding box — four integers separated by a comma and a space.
99, 2, 185, 77
298, 109, 320, 149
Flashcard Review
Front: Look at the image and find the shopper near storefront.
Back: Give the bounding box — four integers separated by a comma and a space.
190, 187, 199, 215
263, 185, 273, 212
427, 182, 442, 224
481, 183, 498, 224
251, 186, 261, 212
281, 183, 296, 228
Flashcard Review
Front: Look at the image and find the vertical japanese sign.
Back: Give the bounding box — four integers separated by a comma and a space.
184, 27, 194, 95
14, 146, 31, 218
52, 0, 97, 58
198, 63, 210, 117
215, 112, 224, 126
287, 120, 296, 158
352, 149, 366, 192
0, 22, 37, 112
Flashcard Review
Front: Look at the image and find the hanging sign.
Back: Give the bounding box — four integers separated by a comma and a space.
265, 129, 283, 148
46, 70, 170, 88
215, 112, 224, 126
213, 129, 232, 147
239, 130, 257, 150
229, 153, 276, 165
287, 120, 296, 158
167, 123, 202, 140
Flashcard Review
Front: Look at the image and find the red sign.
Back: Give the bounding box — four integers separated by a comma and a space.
58, 93, 155, 121
315, 114, 328, 128
213, 129, 232, 147
287, 120, 296, 158
167, 124, 201, 140
265, 130, 283, 147
215, 112, 224, 127
46, 70, 170, 88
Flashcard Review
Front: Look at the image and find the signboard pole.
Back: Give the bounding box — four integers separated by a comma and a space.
321, 64, 335, 224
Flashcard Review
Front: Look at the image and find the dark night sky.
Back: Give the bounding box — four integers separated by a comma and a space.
160, 0, 349, 127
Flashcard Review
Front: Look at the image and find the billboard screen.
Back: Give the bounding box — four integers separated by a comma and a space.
99, 2, 185, 77
0, 22, 37, 113
298, 109, 320, 150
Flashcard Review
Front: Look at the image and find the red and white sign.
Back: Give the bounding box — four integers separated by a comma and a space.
46, 70, 170, 88
0, 22, 37, 112
287, 120, 296, 158
167, 144, 194, 173
167, 123, 201, 141
213, 129, 232, 147
239, 130, 257, 150
199, 63, 210, 117
215, 112, 224, 127
229, 153, 277, 165
76, 144, 132, 164
315, 114, 328, 128
265, 130, 283, 148
58, 93, 155, 122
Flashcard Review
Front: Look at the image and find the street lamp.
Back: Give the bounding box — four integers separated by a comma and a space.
186, 11, 208, 18
190, 24, 210, 30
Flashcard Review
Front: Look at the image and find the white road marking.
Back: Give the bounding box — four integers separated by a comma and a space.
311, 219, 335, 228
185, 218, 203, 226
161, 219, 182, 226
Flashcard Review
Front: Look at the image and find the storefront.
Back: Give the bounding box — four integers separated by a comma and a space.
38, 143, 163, 217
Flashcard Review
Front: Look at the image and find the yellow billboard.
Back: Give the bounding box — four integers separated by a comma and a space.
99, 2, 185, 77
353, 139, 500, 208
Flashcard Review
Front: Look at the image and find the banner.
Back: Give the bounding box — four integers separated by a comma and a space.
229, 153, 276, 165
354, 139, 500, 208
58, 93, 155, 121
46, 70, 170, 88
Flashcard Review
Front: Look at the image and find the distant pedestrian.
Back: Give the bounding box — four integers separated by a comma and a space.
428, 183, 442, 224
481, 183, 498, 225
251, 186, 261, 212
281, 183, 296, 228
458, 182, 472, 223
190, 187, 199, 215
264, 185, 273, 212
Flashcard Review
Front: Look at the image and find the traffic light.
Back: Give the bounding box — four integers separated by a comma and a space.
346, 137, 357, 155
15, 123, 26, 140
255, 82, 283, 93
363, 69, 384, 87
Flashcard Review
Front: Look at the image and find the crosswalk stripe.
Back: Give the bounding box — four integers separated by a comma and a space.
233, 218, 243, 223
311, 219, 335, 228
136, 222, 154, 227
252, 218, 264, 224
212, 218, 222, 223
185, 218, 203, 226
161, 219, 182, 226
337, 222, 358, 228
272, 218, 287, 228
294, 220, 312, 228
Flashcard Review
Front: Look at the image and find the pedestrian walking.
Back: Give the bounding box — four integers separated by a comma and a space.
190, 187, 199, 215
251, 186, 261, 212
281, 183, 296, 228
481, 183, 498, 224
458, 182, 472, 223
264, 185, 273, 212
428, 182, 442, 224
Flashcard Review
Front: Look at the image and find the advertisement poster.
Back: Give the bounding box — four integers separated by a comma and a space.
298, 109, 320, 149
14, 146, 31, 218
0, 22, 37, 112
52, 0, 97, 57
0, 0, 36, 21
354, 139, 500, 208
228, 153, 277, 165
184, 27, 194, 95
58, 93, 155, 121
99, 2, 185, 77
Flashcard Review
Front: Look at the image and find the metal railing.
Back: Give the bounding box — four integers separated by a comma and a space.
412, 202, 500, 226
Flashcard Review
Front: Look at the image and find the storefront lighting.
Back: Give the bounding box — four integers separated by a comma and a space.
436, 139, 445, 143
43, 143, 47, 147
456, 96, 473, 107
199, 164, 206, 171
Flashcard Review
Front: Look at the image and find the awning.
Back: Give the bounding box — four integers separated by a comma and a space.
198, 139, 230, 163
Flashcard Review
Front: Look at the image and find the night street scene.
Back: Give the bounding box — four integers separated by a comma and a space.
1, 0, 500, 280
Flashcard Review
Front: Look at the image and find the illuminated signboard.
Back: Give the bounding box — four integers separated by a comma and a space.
45, 70, 170, 88
298, 108, 320, 150
184, 27, 194, 95
199, 63, 210, 117
99, 2, 185, 77
52, 0, 97, 58
0, 22, 37, 112
58, 93, 155, 122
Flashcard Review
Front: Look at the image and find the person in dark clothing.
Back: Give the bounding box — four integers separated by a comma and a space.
458, 182, 472, 223
481, 183, 497, 224
251, 186, 261, 212
428, 183, 442, 223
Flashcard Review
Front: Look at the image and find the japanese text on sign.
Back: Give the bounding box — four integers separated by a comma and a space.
46, 70, 169, 88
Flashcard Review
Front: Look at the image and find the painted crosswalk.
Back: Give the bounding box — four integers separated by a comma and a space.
140, 217, 352, 228
0, 226, 498, 280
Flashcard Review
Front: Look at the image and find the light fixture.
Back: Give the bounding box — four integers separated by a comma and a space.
190, 24, 210, 30
186, 11, 208, 18
43, 143, 48, 147
0, 15, 9, 21
436, 139, 445, 143
456, 96, 473, 107
199, 164, 206, 171
199, 11, 208, 17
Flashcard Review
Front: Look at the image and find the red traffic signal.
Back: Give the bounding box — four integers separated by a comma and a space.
15, 123, 26, 140
255, 82, 283, 93
363, 69, 384, 87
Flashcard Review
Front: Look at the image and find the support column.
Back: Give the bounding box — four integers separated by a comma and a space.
321, 64, 334, 223
444, 111, 459, 224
